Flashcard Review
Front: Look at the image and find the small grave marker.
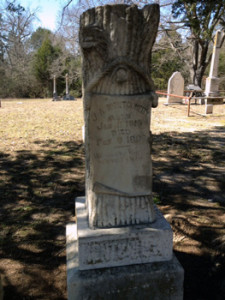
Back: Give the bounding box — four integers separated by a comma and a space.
167, 72, 184, 104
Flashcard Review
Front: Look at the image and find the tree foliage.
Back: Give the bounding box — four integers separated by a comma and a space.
33, 38, 60, 95
0, 1, 82, 98
30, 27, 52, 50
0, 0, 37, 97
1, 0, 225, 97
171, 0, 225, 87
152, 25, 188, 89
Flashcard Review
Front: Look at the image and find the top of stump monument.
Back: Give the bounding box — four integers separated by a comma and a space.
79, 4, 159, 105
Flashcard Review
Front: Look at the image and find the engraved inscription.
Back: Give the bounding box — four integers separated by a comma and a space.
80, 4, 160, 227
82, 237, 158, 266
89, 94, 152, 196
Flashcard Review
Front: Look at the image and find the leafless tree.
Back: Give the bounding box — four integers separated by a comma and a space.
0, 0, 38, 97
58, 0, 225, 88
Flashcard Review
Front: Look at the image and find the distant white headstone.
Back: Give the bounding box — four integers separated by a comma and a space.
167, 72, 184, 104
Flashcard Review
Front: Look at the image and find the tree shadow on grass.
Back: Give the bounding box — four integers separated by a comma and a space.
0, 139, 85, 299
152, 126, 225, 300
175, 250, 225, 300
0, 125, 225, 299
153, 126, 225, 206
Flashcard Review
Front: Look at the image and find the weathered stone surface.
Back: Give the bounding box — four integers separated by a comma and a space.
205, 104, 213, 114
205, 30, 225, 98
63, 74, 76, 100
67, 222, 184, 300
0, 275, 3, 300
52, 75, 60, 101
205, 77, 220, 97
53, 75, 57, 98
75, 197, 173, 270
167, 72, 184, 104
88, 94, 155, 227
80, 4, 159, 228
66, 5, 184, 298
82, 125, 85, 142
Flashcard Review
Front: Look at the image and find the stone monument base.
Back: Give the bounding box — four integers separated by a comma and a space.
63, 94, 76, 100
66, 197, 184, 299
75, 197, 173, 270
205, 104, 213, 114
52, 93, 61, 101
66, 223, 184, 300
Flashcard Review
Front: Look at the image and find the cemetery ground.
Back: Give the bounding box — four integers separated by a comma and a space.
0, 98, 225, 300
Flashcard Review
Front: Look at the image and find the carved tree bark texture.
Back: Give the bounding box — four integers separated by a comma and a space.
80, 4, 160, 228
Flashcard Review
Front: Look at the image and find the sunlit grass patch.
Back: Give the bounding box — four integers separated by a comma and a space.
0, 97, 225, 300
0, 99, 85, 259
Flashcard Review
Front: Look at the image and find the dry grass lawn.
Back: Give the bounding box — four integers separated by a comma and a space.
0, 97, 225, 300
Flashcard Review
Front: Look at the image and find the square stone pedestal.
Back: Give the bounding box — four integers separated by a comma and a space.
66, 197, 184, 299
205, 77, 220, 96
75, 197, 173, 270
67, 223, 184, 299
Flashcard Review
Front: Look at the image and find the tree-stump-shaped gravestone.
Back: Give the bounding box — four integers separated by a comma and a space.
66, 5, 184, 299
80, 4, 159, 228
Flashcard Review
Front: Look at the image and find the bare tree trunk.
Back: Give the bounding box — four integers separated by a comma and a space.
190, 39, 210, 87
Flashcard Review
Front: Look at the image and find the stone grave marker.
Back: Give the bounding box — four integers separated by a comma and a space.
66, 4, 184, 299
63, 73, 76, 100
205, 104, 213, 114
205, 30, 225, 109
205, 30, 225, 98
167, 71, 184, 104
52, 75, 59, 101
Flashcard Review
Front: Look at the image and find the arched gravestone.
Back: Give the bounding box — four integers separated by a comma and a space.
167, 71, 184, 104
80, 4, 159, 228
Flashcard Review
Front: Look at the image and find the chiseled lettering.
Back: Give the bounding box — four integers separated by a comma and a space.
85, 238, 142, 264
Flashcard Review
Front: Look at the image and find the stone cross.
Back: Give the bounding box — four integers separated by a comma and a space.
166, 71, 184, 104
205, 30, 225, 97
80, 4, 159, 229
